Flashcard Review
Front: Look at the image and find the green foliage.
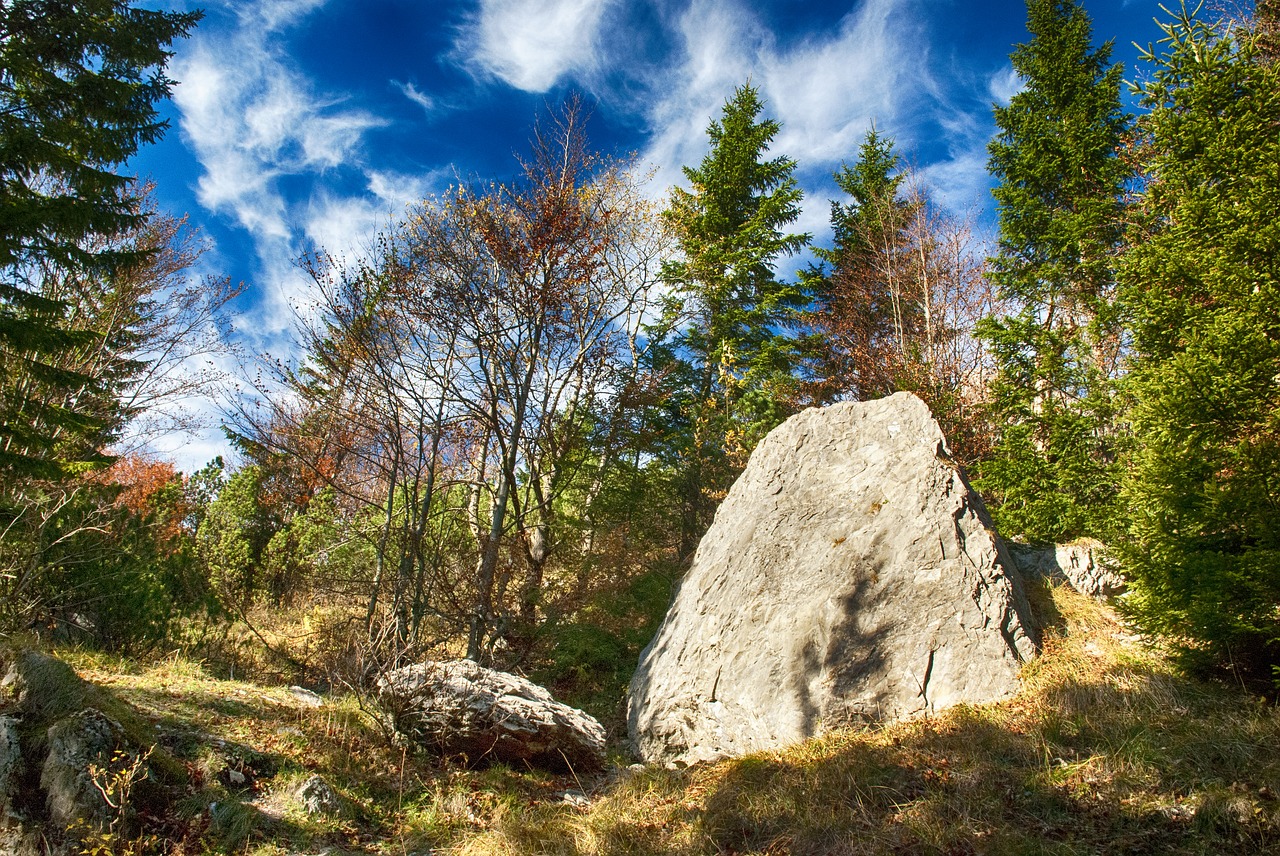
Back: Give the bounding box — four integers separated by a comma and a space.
0, 465, 201, 652
197, 466, 278, 614
262, 486, 373, 607
976, 0, 1131, 544
658, 83, 808, 553
800, 129, 925, 402
1117, 7, 1280, 679
0, 0, 200, 478
534, 567, 676, 726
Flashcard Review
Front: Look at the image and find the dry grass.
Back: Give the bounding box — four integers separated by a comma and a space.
451, 582, 1280, 856
39, 581, 1280, 855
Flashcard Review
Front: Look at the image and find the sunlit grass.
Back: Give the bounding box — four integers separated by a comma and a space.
36, 581, 1280, 854
451, 582, 1280, 855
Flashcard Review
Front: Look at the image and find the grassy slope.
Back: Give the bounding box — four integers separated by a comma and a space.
57, 582, 1280, 855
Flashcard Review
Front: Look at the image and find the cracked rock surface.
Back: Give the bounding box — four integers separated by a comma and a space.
377, 660, 607, 772
42, 708, 127, 829
0, 716, 19, 821
1005, 539, 1125, 598
628, 392, 1038, 766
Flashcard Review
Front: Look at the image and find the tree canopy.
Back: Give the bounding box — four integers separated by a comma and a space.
977, 0, 1131, 544
0, 0, 201, 477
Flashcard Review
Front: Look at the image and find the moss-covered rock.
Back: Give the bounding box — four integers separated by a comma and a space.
0, 646, 188, 849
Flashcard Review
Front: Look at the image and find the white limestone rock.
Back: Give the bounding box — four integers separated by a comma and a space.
628, 392, 1037, 766
377, 659, 607, 771
1006, 539, 1125, 598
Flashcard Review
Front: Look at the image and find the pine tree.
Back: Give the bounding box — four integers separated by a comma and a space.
0, 0, 201, 478
977, 0, 1131, 544
658, 84, 808, 555
1118, 6, 1280, 679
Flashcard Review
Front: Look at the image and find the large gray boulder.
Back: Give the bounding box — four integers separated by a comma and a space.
377, 659, 607, 772
628, 392, 1038, 766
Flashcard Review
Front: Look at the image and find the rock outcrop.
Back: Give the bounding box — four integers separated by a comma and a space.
0, 647, 184, 851
293, 774, 345, 817
1005, 539, 1125, 598
377, 659, 607, 771
0, 716, 19, 822
42, 709, 129, 829
628, 392, 1038, 766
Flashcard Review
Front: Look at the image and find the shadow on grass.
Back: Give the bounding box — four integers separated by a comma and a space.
473, 639, 1280, 856
696, 660, 1280, 856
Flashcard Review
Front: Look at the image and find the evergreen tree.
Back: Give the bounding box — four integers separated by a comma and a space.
0, 0, 201, 477
1118, 6, 1280, 679
802, 129, 924, 403
977, 0, 1131, 543
658, 84, 808, 556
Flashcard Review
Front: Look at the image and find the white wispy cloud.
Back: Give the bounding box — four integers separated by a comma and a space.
988, 65, 1022, 106
302, 169, 440, 266
243, 0, 330, 32
457, 0, 614, 92
172, 40, 384, 235
766, 0, 928, 167
395, 80, 439, 116
917, 148, 994, 224
169, 0, 410, 352
638, 0, 934, 248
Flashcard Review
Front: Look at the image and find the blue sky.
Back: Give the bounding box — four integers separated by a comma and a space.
129, 0, 1168, 468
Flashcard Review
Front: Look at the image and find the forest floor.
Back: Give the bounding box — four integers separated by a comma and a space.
52, 581, 1280, 855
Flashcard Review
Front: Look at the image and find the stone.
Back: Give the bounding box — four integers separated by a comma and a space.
0, 717, 19, 823
0, 650, 91, 723
294, 774, 344, 816
0, 825, 49, 856
1005, 539, 1125, 598
41, 709, 127, 829
377, 659, 607, 772
0, 649, 186, 855
207, 739, 276, 791
288, 686, 323, 708
628, 392, 1038, 766
556, 790, 591, 809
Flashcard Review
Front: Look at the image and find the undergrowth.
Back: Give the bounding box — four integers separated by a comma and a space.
41, 581, 1280, 855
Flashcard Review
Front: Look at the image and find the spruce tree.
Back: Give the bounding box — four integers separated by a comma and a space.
658, 84, 808, 555
1118, 7, 1280, 679
0, 0, 201, 477
977, 0, 1131, 544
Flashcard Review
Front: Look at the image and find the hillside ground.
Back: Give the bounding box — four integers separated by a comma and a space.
31, 580, 1280, 855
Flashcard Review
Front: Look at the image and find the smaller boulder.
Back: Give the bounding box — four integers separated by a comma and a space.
294, 774, 344, 816
1007, 539, 1124, 598
41, 709, 128, 829
288, 686, 323, 708
377, 660, 606, 772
